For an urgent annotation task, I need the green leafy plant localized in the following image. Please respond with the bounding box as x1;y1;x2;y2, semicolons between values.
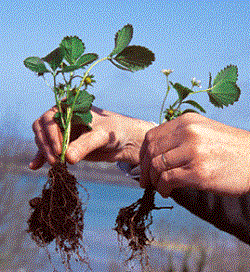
23;24;155;271
24;24;155;163
160;65;240;123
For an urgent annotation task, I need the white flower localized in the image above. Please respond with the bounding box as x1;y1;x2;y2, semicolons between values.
191;77;202;88
161;69;174;76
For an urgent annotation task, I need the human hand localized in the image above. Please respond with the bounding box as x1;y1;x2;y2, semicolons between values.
139;113;250;197
29;106;155;170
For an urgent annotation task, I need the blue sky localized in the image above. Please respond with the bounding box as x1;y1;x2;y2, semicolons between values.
1;0;249;138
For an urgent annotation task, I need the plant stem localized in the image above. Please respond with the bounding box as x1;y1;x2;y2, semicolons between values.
159;77;170;124
60;108;72;163
79;56;111;89
52;75;65;129
190;88;210;95
59;56;111;163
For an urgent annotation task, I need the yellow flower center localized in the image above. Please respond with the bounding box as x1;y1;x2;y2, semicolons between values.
85;77;92;85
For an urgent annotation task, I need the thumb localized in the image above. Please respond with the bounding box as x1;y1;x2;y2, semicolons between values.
29;150;46;170
66;127;109;164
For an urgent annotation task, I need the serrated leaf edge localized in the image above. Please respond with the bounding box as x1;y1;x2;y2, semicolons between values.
23;57;50;73
213;64;238;86
59;36;86;65
114;45;155;71
109;24;133;57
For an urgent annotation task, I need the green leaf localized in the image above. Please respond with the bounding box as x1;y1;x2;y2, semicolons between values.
23;57;50;74
208;65;240;108
114;45;155;71
183;100;206;113
213;65;238;86
182;109;200;115
60;54;99;73
71;90;94;127
60;36;85;65
42;47;65;71
208;81;241;108
66;89;95;112
76;53;98;67
71;111;93;127
109;59;133;72
60;64;79;73
170;82;193;101
109;24;133;57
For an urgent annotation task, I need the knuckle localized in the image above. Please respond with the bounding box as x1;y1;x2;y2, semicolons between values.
178;112;200;123
32;119;40;132
66;154;77;165
53;143;62;155
147;143;155;157
186;123;202;137
47;154;58;166
151;156;162;172
144;129;154;142
66;147;79;165
190;160;212;190
141;142;155;161
175;115;202;137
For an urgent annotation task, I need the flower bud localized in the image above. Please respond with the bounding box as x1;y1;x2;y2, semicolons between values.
191;77;202;88
161;69;174;76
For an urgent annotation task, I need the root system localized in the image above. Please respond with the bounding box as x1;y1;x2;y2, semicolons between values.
114;187;173;264
27;162;90;271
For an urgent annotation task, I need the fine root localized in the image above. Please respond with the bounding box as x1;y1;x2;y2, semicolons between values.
114;187;173;265
27;162;91;271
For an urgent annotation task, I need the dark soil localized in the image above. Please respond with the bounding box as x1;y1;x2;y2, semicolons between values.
114;187;173;264
27;162;90;271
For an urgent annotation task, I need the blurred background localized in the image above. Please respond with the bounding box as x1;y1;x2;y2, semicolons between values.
1;0;250;271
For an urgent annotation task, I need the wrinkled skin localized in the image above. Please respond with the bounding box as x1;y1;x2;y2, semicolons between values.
139;113;250;197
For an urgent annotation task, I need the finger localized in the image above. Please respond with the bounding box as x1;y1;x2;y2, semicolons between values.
155;168;187;198
142;145;192;189
32;109;62;165
29;150;46;170
39;108;63;156
139;120;181;189
143;119;183;157
66;126;110;164
33;122;58;165
84;149;121;162
154;145;192;172
139;135;150;187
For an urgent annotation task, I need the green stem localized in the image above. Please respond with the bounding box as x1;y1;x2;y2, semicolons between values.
53;75;65;129
61;108;71;163
79;56;111;89
60;56;111;163
159;77;170;124
190;88;210;96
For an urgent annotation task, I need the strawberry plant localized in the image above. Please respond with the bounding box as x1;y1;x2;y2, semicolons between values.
24;24;155;271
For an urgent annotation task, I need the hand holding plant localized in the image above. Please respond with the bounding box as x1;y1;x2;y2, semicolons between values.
114;64;241;265
24;24;155;271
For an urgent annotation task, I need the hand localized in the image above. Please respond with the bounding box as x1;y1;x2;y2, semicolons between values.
29;106;155;170
139;113;250;197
